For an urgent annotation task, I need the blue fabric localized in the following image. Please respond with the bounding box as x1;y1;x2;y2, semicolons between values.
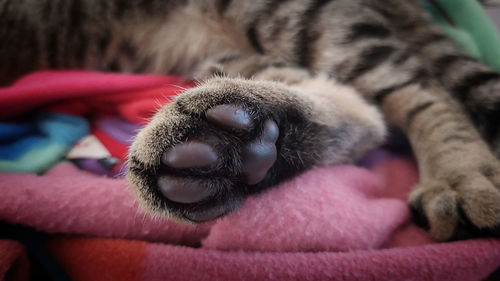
0;112;89;172
0;135;47;160
0;123;34;142
36;113;90;144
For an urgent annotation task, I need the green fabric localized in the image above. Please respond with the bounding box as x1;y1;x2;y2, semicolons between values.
439;23;482;58
0;143;67;174
430;0;500;70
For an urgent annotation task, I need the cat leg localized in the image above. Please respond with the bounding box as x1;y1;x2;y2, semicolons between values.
370;0;500;158
383;81;500;240
329;35;500;240
408;26;500;157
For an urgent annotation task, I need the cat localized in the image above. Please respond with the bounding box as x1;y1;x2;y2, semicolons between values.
1;0;499;241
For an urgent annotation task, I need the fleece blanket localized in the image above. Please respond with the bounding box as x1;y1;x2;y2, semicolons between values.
0;71;499;281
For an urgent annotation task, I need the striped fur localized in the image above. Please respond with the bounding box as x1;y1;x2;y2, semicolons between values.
2;0;500;240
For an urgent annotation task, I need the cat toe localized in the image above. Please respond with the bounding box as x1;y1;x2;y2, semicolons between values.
206;104;252;130
157;176;211;204
162;141;218;169
242;120;279;185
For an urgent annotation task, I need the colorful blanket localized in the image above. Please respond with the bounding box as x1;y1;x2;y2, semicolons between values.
0;71;499;281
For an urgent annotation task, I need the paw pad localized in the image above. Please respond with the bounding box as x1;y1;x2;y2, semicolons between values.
242;120;279;185
157;176;211;204
206;104;251;130
162;141;218;169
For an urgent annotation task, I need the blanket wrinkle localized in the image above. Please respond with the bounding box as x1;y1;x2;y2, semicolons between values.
0;163;213;246
202;166;410;252
0;71;188;120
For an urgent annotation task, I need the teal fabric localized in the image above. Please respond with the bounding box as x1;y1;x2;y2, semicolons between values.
427;0;500;70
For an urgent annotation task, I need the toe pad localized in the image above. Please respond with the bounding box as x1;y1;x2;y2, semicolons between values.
206;105;251;130
162;141;218;169
242;120;279;185
157;176;211;204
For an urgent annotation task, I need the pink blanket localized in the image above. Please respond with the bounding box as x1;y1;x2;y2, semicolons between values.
0;71;499;281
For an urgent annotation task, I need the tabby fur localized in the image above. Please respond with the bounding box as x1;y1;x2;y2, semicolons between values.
1;0;500;240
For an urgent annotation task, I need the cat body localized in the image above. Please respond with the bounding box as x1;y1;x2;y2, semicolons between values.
2;0;500;240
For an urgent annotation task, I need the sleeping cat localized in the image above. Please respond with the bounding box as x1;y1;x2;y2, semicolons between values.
1;0;499;241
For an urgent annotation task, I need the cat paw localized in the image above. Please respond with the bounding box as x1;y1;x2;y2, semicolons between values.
409;163;500;240
126;78;315;222
127;77;385;223
156;108;278;222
